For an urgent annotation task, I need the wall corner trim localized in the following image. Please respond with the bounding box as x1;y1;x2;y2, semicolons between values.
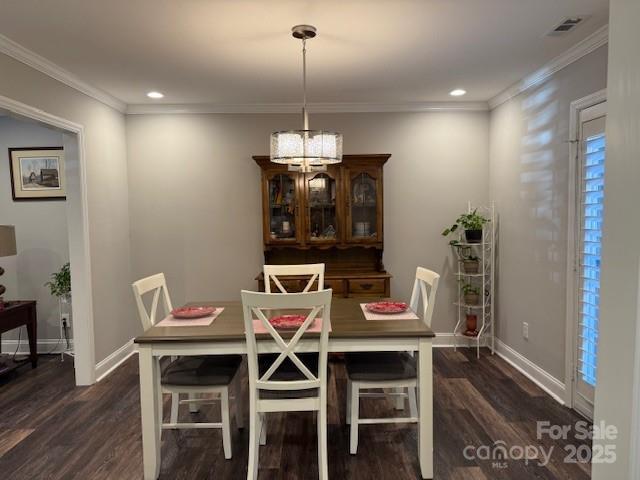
95;338;136;382
488;24;609;110
495;339;566;405
0;33;126;113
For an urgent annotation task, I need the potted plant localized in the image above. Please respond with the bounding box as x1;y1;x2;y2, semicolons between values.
45;263;72;354
45;262;71;302
461;254;480;274
442;209;489;244
465;313;478;336
460;283;480;305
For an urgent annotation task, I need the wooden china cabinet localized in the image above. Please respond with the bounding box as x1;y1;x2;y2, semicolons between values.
253;154;392;297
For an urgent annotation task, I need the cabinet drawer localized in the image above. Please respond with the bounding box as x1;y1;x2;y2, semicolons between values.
324;279;344;295
348;278;386;295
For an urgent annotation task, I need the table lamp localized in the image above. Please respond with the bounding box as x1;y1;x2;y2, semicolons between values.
0;225;17;309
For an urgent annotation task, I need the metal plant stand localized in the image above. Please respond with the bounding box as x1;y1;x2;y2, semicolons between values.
452;202;496;358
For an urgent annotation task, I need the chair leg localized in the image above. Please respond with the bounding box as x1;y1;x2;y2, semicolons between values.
259;413;267;446
170;393;179;424
235;375;244;429
318;405;328;480
247;404;260;480
393;387;405;410
409;386;418;418
188;392;200;414
346;380;352;425
349;383;359;454
221;388;232;459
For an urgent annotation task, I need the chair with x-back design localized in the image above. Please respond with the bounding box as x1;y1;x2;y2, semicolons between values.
132;273;243;459
344;267;440;454
263;263;325;293
241;289;332;480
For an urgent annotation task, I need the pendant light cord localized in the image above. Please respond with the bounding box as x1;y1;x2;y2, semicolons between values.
302;37;308;130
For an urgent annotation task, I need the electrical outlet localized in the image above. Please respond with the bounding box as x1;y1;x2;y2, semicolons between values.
523;322;529;340
61;313;70;325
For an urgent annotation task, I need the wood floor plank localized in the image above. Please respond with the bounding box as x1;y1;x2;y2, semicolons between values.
0;429;34;457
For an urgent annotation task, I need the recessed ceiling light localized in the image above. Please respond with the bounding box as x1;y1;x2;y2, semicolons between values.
147;91;164;99
449;89;466;97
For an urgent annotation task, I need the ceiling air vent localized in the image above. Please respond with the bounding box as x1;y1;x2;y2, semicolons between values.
547;16;589;36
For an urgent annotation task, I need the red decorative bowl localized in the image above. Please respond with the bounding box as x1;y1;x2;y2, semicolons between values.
269;314;308;330
171;306;216;319
365;301;409;314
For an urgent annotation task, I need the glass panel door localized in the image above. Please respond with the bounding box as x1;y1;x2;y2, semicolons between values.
349;171;378;241
573;101;606;419
267;173;297;242
306;172;338;242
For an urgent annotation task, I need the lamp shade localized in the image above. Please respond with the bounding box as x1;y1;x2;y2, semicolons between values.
0;225;17;257
270;129;343;167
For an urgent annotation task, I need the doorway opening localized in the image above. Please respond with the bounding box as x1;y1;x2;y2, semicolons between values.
0;94;95;386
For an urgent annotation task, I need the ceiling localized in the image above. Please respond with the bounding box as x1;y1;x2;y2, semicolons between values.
0;0;609;107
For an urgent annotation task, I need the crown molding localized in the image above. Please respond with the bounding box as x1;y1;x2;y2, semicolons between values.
126;101;489;115
488;24;609;110
0;33;126;113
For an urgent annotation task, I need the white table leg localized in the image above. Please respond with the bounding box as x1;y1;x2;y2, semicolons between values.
139;346;161;480
418;338;433;479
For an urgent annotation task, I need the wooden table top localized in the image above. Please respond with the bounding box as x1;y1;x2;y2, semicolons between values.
135;297;434;344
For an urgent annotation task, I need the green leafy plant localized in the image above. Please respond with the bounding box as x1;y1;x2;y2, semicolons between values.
459;282;480;295
442;209;489;239
45;263;71;298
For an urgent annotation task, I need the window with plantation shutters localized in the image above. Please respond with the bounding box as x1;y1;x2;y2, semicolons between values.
572;100;606;418
578;131;605;387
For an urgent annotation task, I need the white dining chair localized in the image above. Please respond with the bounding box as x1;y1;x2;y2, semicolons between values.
263;263;325;293
344;267;439;454
241;289;332;480
132;273;243;459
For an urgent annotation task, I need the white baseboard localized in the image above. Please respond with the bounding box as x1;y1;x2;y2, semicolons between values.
1;338;72;355
494;339;566;405
94;339;136;382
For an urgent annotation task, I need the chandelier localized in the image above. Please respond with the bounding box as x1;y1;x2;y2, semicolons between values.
270;25;343;172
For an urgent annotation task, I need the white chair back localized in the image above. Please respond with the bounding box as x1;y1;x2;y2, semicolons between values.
409;267;440;328
241;289;332;395
263;263;325;293
132;273;173;331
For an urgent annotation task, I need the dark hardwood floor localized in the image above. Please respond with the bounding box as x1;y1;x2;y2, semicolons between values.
0;348;591;479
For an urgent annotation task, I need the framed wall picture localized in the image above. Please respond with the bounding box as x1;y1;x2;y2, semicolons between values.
9;147;66;201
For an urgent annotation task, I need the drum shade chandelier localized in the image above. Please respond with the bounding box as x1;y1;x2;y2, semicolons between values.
270;25;343;172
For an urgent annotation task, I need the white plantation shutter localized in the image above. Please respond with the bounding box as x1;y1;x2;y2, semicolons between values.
578;128;606;389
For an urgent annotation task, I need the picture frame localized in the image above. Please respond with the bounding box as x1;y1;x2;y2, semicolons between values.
8;147;66;201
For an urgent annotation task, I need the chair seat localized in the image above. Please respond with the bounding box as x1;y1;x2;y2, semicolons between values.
345;352;417;382
257;353;322;399
162;355;242;387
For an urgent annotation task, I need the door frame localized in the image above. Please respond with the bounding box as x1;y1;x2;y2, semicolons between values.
0;93;96;385
564;89;607;412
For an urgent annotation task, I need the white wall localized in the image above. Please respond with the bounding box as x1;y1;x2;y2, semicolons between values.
0;116;68;343
126;111;489;334
0;52;133;366
592;1;640;478
489;45;608;381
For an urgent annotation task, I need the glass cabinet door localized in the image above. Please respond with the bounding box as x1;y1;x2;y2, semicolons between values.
306;172;338;243
347;169;380;242
267;172;298;242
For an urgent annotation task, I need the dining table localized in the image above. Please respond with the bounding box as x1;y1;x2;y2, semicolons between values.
134;296;435;479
